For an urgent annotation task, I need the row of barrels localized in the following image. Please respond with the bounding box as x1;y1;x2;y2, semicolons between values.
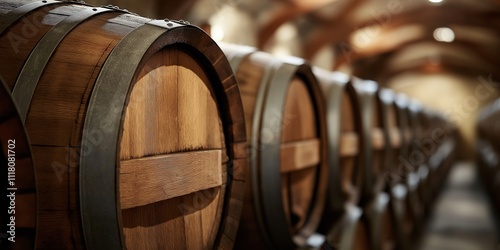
477;100;500;214
223;45;458;250
0;1;458;249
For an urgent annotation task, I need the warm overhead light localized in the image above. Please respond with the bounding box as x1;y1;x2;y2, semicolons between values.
350;24;381;49
433;27;455;42
428;0;443;3
211;26;225;41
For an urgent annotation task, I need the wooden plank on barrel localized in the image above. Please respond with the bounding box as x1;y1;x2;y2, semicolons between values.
390;128;401;148
340;131;359;157
280;138;320;173
120;150;223;209
372;128;385;150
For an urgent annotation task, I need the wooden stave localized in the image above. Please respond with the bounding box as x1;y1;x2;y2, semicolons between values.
0;78;37;250
0;1;248;249
223;46;329;249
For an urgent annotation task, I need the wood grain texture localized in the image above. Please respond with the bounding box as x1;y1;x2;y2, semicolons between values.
120;150;223;209
280;138;320;173
0;3;84;89
22;12;142;249
119;48;227;249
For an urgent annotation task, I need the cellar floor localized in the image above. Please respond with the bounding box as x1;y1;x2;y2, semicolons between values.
417;162;499;250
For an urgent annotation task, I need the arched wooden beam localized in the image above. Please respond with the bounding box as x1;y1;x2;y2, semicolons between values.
303;2;500;60
257;0;365;49
348;40;499;81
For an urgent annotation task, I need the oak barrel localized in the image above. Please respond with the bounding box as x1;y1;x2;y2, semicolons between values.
0;1;248;249
428;111;455;198
222;44;328;249
394;94;423;240
0;78;36;250
313;68;369;250
407;100;429;225
477;100;500;211
351;79;394;250
378;89;410;250
418;108;439;209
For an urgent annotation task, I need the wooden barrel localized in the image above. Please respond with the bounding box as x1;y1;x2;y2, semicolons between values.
407;102;432;216
0;1;248;249
477;101;500;211
476;102;499;197
0;79;36;250
222;44;328;249
420;108;441;208
435;114;458;189
394;94;422;241
378;88;410;250
313;69;367;250
350;79;393;250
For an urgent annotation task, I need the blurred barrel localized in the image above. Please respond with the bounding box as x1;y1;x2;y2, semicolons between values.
222;44;328;249
394;94;422;241
351;79;393;250
378;88;410;250
0;79;36;250
433;113;457;191
419;108;442;209
0;1;247;249
477;100;500;211
314;69;367;250
408;101;432;218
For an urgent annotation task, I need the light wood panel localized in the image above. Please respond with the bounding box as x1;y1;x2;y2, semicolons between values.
280;138;320;173
390;127;401;148
341;132;359;157
120;150;223;209
119;48;226;249
372;128;385;150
